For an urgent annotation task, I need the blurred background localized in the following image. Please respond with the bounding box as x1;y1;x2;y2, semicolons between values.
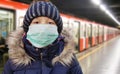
0;0;120;74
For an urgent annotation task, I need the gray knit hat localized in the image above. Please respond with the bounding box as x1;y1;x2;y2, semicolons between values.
23;1;63;34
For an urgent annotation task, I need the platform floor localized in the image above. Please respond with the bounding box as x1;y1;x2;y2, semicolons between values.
78;36;120;74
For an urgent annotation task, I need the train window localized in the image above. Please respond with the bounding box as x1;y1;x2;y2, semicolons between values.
63;21;69;28
80;22;86;38
85;23;91;38
92;25;96;37
101;26;103;35
18;16;24;27
0;9;15;45
85;24;87;38
80;23;82;37
62;17;69;28
94;26;96;36
99;25;102;36
69;19;74;28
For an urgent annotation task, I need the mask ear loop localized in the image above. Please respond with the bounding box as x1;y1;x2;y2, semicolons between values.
22;33;26;38
22;33;33;46
58;35;65;41
22;32;38;51
51;35;65;45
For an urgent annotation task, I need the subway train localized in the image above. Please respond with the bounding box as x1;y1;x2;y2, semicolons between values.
61;14;120;51
0;0;120;52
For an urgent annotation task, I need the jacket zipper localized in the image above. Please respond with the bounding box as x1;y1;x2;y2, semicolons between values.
40;52;43;60
37;48;43;74
40;51;43;74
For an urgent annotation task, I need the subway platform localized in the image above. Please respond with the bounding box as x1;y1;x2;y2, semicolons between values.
77;36;120;74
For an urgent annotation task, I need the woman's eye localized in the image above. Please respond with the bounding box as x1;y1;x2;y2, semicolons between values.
48;22;55;24
33;22;39;24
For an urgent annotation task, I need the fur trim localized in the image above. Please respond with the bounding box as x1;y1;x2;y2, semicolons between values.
52;28;75;66
7;27;75;66
6;27;34;66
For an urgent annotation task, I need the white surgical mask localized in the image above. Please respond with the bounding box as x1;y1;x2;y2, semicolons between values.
26;24;58;48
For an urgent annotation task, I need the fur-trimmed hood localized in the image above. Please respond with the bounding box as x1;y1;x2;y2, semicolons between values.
6;27;75;66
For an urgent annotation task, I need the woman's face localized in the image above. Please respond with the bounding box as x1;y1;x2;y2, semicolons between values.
30;16;56;25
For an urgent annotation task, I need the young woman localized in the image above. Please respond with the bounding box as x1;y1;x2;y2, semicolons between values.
3;1;83;74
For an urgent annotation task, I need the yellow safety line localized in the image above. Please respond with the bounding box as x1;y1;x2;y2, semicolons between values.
78;45;103;61
78;36;119;61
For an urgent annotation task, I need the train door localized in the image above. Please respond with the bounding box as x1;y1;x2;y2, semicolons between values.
97;25;99;43
85;23;91;49
0;8;15;45
89;24;92;47
91;24;96;46
80;21;86;51
95;25;98;45
103;26;107;42
85;23;87;49
73;21;80;51
98;25;101;43
106;27;108;41
68;19;80;51
100;25;102;43
101;26;104;42
107;28;110;40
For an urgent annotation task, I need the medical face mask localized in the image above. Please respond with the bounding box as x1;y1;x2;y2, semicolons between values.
26;24;59;48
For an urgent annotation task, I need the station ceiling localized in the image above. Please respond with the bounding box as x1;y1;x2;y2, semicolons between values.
13;0;120;28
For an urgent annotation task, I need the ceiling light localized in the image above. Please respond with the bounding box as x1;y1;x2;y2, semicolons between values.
92;0;120;25
106;10;120;25
91;0;101;5
100;4;120;25
100;4;106;11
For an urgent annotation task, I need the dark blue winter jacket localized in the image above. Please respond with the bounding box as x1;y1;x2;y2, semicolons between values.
2;27;83;74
